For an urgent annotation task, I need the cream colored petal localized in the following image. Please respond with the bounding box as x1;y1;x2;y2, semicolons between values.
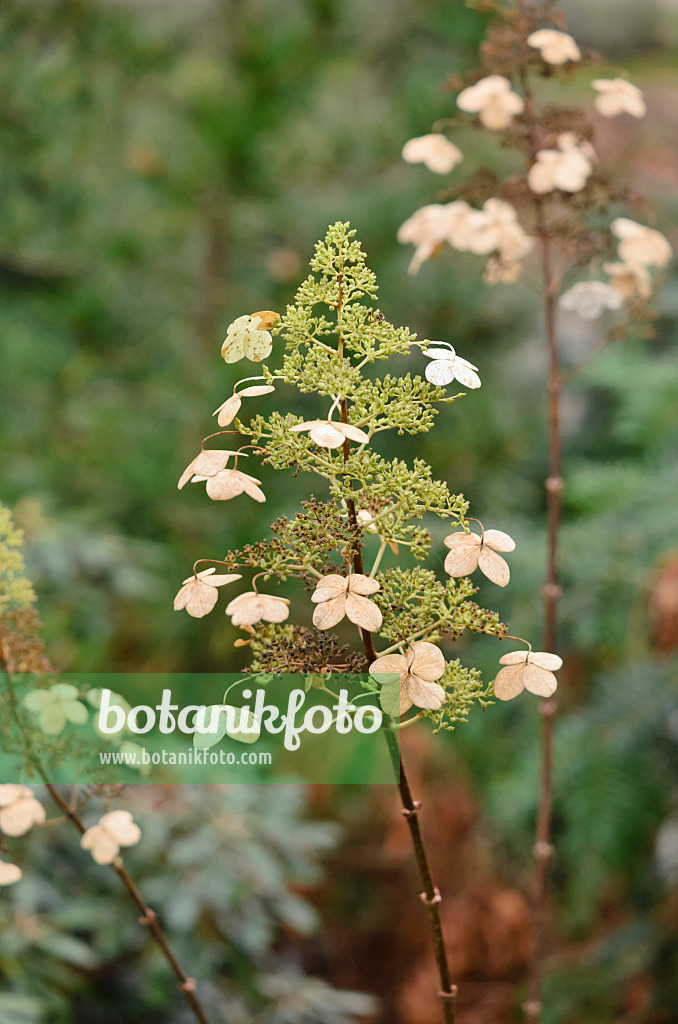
312;595;347;630
177;458;198;490
406;674;446;710
347;573;380;596
82;826;120;865
0;860;22;886
240;474;266;503
0;797;45;837
243;329;273;362
451;359;481;389
215;394;241;427
443;534;481;577
184;581;219;618
203;573;242;588
206;471;244;501
221;332;246;364
425;360;455;386
410;641;445;682
238;384;275;397
259;595;291;623
0;785;24;807
289;420;322;433
523;664;558;697
23;690;52;712
482;529;516;552
528;652;563;672
39;705;67;735
338;423;370;444
311;575;348;602
226;593;262;626
101;810;141;847
344;593;383;631
499;650;529;665
369;654;407;681
192;450;233;478
64;700;88;725
478;546;510;587
309;422;346;448
493;664;526;701
399;682;414;715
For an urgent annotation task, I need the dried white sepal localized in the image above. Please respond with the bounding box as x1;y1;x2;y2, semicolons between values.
0;785;46;837
424;342;481;389
174;568;242;618
443;527;515;587
528;133;593;195
311;573;382;632
226;591;290;627
370;641;446;716
592;78;646;118
611;219;672;269
81;810;141;865
289;419;369;450
0;859;22;886
527;29;581;65
493;650;562;701
457;75;524;130
559;281;623;320
402;134;463;174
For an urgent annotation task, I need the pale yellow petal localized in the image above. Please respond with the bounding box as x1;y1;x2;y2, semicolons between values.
399;682;414;715
0;860;22;886
238;384;275;397
443;533;481;576
221;332;246;364
309;423;345;448
347;574;380;596
226;593;262;626
338;423;370;444
183;580;220;618
410;641;445;682
311;575;348;602
101;810;141;848
243;329;273;362
499;650;529;665
344;593;382;631
493;664;526;701
259;595;291;623
240;474;266;503
406;674;446;710
215;395;241;427
523;664;558;697
206;471;244;501
482;529;515;552
478;546;510;587
312;595;347;630
369;654;407;681
528;652;563;672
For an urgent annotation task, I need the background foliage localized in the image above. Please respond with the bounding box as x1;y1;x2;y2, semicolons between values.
1;0;677;1021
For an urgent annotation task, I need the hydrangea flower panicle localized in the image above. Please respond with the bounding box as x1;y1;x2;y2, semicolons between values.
443;527;515;587
80;810;142;865
369;642;446;715
424;343;481;389
0;785;46;837
401;133;463;174
492;650;562;701
174;568;242;618
311;573;382;631
457;75;524;130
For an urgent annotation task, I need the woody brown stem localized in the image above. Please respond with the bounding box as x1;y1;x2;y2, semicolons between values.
383;729;457;1024
0;660;212;1024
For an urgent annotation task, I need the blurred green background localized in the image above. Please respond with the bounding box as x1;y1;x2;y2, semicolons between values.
1;0;677;1022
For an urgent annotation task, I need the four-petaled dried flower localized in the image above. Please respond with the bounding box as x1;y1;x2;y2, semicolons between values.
226;591;290;627
457;75;524;130
81;810;142;865
23;683;88;735
290;417;369;450
528;133;594;194
397;204;453;274
204;468;266;503
604;261;652;300
466;199;534;260
527;29;581;65
611;218;672;269
402;134;463;174
214;383;275;427
424;342;481;389
559;281;623;320
443;527;515;587
0;859;22;886
492;650;562;701
0;785;45;837
370;642;446;714
178;449;235;490
221;311;279;365
592;78;646;119
174;568;242;618
311;573;382;631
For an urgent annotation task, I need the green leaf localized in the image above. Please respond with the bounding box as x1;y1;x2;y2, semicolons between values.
379;679;402;717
